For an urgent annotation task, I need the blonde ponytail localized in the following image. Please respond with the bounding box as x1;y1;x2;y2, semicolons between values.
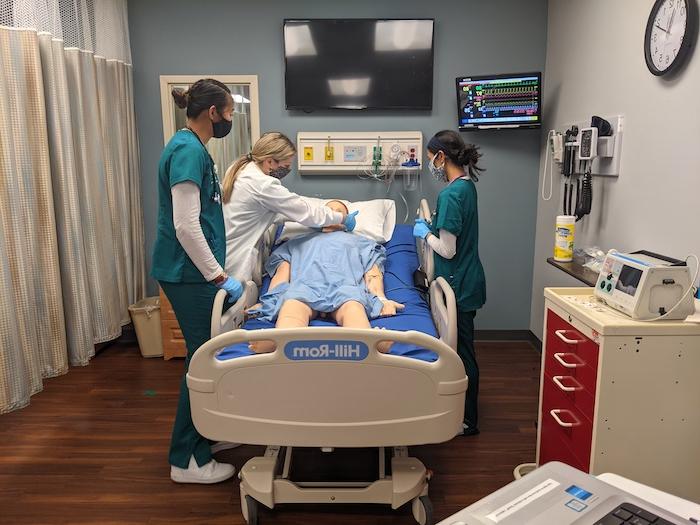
222;155;252;203
222;131;296;203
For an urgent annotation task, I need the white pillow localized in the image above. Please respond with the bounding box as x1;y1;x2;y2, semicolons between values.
278;198;396;243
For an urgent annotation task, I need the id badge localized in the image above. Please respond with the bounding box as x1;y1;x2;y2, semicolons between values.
211;165;221;204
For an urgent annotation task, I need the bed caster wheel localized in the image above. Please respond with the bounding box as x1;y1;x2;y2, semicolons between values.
412;495;434;525
243;495;259;525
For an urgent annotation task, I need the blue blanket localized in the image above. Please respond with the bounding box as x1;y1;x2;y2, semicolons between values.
216;225;439;362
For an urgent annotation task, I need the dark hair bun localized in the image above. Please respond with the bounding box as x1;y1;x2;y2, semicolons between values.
458;145;482;167
170;79;231;118
457;149;471;166
171;88;188;109
431;130;485;180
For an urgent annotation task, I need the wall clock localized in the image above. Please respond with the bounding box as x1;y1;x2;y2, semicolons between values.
644;0;698;76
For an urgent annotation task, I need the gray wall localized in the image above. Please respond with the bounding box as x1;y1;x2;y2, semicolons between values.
128;0;548;329
530;0;700;338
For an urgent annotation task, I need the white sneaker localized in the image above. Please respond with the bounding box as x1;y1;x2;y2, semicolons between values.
211;441;242;454
458;423;480;436
170;456;235;484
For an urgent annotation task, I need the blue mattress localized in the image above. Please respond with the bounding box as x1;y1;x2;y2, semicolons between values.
216;224;438;362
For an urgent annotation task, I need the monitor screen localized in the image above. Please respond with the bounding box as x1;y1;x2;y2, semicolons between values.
284;19;434;110
616;265;643;296
456;72;542;130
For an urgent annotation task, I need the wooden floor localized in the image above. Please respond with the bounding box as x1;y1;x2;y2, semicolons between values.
0;339;541;525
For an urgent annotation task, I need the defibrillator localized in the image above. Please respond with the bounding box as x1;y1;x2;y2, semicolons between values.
594;250;696;321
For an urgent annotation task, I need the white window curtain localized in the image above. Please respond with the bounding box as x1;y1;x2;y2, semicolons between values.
0;0;145;413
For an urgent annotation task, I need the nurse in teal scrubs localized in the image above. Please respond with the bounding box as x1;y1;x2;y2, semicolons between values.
413;130;487;436
152;79;242;484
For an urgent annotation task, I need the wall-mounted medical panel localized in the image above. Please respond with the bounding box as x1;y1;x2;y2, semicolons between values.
564;114;624;177
297;131;423;175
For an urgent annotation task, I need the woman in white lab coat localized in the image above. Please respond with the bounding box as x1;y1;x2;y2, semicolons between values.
221;132;357;282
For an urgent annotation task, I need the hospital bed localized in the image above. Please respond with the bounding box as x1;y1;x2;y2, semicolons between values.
187;200;464;525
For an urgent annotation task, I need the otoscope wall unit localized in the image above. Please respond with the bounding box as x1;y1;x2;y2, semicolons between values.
563;114;624;178
297;131;423;176
542;114;624;221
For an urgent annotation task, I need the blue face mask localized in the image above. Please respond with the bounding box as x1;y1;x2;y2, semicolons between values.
428;153;447;182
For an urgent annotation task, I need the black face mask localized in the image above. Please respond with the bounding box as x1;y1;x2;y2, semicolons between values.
212;111;232;139
269;166;291;179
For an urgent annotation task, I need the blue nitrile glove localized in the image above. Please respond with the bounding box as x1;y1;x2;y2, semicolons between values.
217;276;244;304
343;210;359;231
413;219;431;239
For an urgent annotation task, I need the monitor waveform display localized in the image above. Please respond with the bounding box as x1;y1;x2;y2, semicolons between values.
456;73;541;130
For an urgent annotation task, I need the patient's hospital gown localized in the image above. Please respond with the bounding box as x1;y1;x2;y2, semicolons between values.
251;231;386;322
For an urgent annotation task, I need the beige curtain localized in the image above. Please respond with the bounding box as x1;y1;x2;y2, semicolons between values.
0;0;144;414
0;28;69;410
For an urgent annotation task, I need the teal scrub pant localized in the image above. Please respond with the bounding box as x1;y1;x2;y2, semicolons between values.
457;310;478;430
159;281;219;469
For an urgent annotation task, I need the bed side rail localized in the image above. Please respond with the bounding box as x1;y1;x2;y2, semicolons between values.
417;198;434;282
430;277;458;351
251;224;277;287
210;283;259;338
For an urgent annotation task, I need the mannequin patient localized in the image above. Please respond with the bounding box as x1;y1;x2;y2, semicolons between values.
247;200;403;353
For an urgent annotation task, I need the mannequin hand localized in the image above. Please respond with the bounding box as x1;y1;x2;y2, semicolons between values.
379;299;405;316
413;219;431;239
245;303;262;314
217;276;244;304
321;223;346;233
343;211;359;231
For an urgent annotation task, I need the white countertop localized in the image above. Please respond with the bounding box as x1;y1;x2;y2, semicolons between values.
544;288;700;336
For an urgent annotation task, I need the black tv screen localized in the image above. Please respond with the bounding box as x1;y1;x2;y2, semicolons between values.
456;72;542;130
284;19;434;110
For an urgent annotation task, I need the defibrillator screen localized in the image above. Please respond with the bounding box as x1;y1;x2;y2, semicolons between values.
616;265;642;296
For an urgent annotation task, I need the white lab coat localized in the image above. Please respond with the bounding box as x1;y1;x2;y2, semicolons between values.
223;162;342;282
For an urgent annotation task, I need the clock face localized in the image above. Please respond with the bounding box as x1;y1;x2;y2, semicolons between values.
649;0;688;71
645;0;698;75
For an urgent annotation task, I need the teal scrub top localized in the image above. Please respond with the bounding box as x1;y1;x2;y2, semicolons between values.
431;177;486;312
151;129;225;283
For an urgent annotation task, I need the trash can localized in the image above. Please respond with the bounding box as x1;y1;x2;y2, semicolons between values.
128;297;163;358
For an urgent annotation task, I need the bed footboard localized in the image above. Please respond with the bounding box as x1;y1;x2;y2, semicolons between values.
187;326;467;448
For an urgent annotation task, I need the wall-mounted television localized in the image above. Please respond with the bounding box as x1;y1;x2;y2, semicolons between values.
456;72;542;130
284;19;434;110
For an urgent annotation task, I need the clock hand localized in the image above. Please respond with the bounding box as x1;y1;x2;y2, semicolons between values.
655;23;669;33
667;3;678;33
